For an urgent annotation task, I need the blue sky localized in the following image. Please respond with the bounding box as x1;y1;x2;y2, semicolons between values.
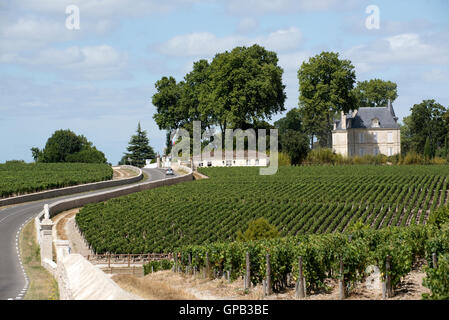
1;0;449;164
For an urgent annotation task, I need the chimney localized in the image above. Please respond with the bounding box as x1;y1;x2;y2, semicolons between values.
341;111;347;130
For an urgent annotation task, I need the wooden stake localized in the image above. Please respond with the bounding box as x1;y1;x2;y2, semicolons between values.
246;252;251;290
383;255;392;299
205;252;210;279
432;252;438;269
266;254;271;296
296;256;305;299
339;257;346;299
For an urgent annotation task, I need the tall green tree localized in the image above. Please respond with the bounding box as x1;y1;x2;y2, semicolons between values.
400;116;413;155
32;129;107;163
124;122;155;168
353;79;398;108
152;45;286;151
30;147;42;162
206;44;286;135
40;129;83;162
274;108;303;133
152;76;185;131
424;137;432;159
274;108;310;164
408;100;447;154
280;129;310;165
298;51;356;148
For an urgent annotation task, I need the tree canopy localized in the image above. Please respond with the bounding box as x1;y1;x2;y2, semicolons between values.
353;79;398;108
32;129;107;164
298;51;356;148
123;122;155;168
152;44;286;150
407;100;448;156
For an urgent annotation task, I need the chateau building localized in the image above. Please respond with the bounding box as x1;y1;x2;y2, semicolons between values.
332;101;401;157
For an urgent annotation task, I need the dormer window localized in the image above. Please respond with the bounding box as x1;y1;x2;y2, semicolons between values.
372;118;380;128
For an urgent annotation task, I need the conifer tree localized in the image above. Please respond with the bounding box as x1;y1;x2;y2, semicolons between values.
124;122;155;168
424;136;432;159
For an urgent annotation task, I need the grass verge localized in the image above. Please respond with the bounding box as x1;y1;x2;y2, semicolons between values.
20;219;59;300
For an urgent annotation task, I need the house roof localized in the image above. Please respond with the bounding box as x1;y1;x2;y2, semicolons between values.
334;102;400;130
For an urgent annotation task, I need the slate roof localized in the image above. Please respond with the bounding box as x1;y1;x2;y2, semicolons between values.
334;102;400;130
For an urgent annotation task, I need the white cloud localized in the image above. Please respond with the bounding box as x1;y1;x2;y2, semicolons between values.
225;0;359;15
157;27;303;57
236;17;259;34
14;0;200;17
345;33;449;73
3;44;128;80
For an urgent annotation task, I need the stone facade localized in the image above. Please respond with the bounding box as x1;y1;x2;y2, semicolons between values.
332;102;401;157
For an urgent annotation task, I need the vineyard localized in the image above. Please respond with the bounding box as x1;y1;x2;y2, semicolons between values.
76;165;449;254
0;162;113;198
175;222;449;298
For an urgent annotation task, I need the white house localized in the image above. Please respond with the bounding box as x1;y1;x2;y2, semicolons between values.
193;150;269;168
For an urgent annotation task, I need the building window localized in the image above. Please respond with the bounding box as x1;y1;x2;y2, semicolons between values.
388;132;393;143
374;148;378;156
388;148;393;156
373;132;378;143
359;133;364;143
372;118;380;128
359;148;364;156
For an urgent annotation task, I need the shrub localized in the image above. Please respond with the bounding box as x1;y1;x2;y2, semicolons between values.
305;148;339;165
431;157;447;165
236;218;280;242
277;152;292;166
403;151;426;165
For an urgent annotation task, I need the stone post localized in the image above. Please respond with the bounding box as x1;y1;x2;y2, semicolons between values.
39;218;54;264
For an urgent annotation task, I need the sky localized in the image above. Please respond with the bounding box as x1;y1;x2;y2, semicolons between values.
1;0;449;164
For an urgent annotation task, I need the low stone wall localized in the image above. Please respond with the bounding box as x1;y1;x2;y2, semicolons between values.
54;240;136;300
0;165;143;207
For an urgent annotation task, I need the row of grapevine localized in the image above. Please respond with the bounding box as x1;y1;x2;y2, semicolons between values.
76;165;449;254
175;224;445;295
0;162;113;198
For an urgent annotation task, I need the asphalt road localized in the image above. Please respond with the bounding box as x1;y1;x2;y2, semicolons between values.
0;168;173;300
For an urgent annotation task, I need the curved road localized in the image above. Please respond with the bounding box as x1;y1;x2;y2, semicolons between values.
0;168;172;300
